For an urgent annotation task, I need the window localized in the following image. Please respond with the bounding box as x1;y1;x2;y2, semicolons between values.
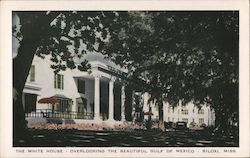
76;97;87;114
57;99;70;112
198;109;204;114
168;107;170;113
199;118;204;124
181;109;188;115
29;65;35;82
77;79;85;94
168;117;170;121
182;118;188;123
54;74;64;89
172;118;174;122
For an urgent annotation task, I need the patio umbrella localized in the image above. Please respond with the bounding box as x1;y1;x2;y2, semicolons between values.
38;97;59;113
38;97;59;104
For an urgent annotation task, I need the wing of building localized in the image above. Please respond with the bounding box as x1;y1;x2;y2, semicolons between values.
23;52;215;129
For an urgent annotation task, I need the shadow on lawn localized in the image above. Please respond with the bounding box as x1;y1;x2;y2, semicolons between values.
14;128;239;147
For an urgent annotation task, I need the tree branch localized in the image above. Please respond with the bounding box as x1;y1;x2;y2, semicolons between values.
12;35;21;42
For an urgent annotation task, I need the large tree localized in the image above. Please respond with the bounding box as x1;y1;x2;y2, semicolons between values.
101;11;239;130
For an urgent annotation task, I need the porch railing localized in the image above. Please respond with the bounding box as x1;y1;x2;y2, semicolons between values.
25;109;94;120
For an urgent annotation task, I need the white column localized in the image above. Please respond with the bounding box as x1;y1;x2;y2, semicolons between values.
108;77;115;121
72;101;77;113
94;74;101;121
121;84;126;121
131;90;136;122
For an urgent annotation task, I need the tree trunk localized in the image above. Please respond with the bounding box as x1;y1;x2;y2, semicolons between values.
155;97;164;130
13;12;59;143
13;37;39;143
158;101;163;122
214;106;230;135
157;96;164;122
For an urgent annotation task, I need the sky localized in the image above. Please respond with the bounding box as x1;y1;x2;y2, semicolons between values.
12;12;20;58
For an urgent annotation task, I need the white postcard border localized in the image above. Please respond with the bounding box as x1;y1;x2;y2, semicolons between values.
0;0;249;157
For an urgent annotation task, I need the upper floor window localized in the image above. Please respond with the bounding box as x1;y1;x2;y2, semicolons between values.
199;118;204;124
198;109;204;114
29;65;35;82
77;79;85;94
168;107;171;113
54;74;64;89
182;118;188;123
181;109;188;115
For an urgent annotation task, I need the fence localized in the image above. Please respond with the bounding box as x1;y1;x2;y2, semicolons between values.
25;109;94;120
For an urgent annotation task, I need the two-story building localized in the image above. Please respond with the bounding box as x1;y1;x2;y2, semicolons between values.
23;52;215;128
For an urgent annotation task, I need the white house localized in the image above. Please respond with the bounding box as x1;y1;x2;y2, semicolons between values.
163;101;215;128
23;52;215;128
24;53;132;123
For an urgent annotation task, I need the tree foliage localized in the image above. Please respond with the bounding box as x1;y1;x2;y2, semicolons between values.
100;11;239;125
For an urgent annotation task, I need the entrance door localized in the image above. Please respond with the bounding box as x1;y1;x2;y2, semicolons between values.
24;93;37;113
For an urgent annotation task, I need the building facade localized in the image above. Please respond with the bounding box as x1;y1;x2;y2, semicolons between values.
163;102;215;128
23;53;215;128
